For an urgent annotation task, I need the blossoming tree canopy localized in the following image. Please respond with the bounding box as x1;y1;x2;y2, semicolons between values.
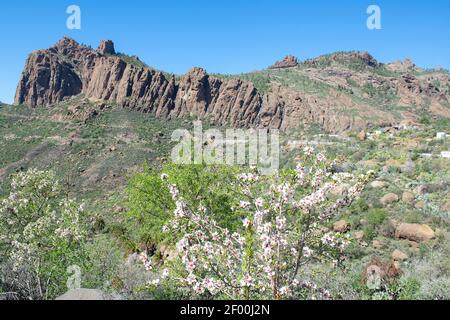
0;169;87;299
140;150;374;300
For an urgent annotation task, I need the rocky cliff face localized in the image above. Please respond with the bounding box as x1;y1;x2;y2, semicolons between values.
14;38;449;133
15;38;265;129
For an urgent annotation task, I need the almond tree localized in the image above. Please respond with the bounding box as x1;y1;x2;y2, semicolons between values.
145;149;373;300
0;169;87;300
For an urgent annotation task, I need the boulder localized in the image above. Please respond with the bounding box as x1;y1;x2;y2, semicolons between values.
372;239;385;249
380;193;399;207
364;265;383;290
357;130;366;141
416;183;443;195
126;252;141;267
395;223;435;242
370;180;387;189
402;191;415;204
333;220;349;233
416;185;429;195
362;257;403;289
392;249;408;262
354;231;364;241
414;201;425;209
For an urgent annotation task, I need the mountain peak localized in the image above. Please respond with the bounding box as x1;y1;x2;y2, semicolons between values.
97;40;116;55
386;58;417;72
268;55;299;69
305;51;379;68
53;37;80;49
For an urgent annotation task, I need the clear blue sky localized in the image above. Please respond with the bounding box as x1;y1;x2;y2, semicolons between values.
1;0;449;103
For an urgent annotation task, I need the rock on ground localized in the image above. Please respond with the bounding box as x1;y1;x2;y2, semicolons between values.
395;223;435;242
402;191;415;204
354;231;364;241
392;249;408;262
370;180;387;189
357;130;366;141
372;239;385;249
268;55;299;69
333;220;349;232
380;193;399;207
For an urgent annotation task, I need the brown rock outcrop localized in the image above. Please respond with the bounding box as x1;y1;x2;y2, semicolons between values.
14;39;264;129
357;130;366;141
14;49;83;106
13;38;406;133
333;220;349;233
392;249;408;262
402;191;415;204
268;55;298;69
372;239;384;249
380;193;399;207
305;51;379;68
395;223;435;243
362;257;402;288
97;40;116;55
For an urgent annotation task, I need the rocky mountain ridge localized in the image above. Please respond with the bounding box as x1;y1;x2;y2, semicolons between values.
14;38;450;133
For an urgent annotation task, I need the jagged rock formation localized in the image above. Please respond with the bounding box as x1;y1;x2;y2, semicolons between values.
386;58;416;73
14;38;450;133
268;55;299;69
15;38;265;129
97;40;116;55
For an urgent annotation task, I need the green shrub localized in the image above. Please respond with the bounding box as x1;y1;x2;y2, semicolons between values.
82;234;124;291
350;198;369;214
125;163;240;247
367;208;388;226
395;277;420;300
362;225;377;241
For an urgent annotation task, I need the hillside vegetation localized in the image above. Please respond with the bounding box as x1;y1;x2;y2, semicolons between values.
0;97;449;300
1;41;449;300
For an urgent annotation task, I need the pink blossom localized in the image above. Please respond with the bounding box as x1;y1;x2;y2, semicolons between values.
242;218;251;229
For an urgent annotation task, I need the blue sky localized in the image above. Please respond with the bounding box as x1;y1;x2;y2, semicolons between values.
0;0;449;103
